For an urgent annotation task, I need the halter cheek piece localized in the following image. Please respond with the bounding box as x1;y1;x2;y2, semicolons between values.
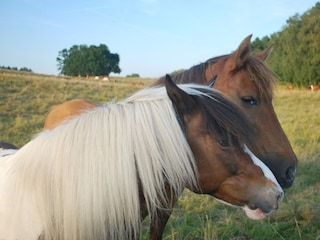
208;75;217;87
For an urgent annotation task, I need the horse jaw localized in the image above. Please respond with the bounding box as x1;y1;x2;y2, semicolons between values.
211;197;268;220
212;146;284;220
212;195;272;220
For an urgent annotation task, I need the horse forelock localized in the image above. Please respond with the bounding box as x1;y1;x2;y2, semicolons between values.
4;87;200;240
183;86;256;149
206;54;277;100
245;56;277;100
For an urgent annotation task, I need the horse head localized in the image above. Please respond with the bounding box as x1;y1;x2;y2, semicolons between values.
165;75;283;220
204;35;297;189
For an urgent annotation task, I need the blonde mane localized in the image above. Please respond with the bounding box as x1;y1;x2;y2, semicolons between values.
4;86;202;239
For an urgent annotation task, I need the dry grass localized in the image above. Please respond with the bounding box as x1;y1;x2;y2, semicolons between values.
0;69;154;146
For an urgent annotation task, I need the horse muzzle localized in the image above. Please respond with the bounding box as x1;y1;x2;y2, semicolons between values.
244;186;284;220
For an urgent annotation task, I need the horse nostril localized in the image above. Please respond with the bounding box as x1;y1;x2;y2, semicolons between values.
277;191;284;203
285;167;296;182
272;190;284;210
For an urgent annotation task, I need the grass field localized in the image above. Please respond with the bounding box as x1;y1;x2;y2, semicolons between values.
1;69;319;239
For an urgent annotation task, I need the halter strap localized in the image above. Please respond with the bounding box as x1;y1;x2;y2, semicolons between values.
208;75;217;87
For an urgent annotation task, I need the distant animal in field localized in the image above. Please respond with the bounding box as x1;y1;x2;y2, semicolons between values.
93;76;109;81
287;84;295;90
306;84;320;91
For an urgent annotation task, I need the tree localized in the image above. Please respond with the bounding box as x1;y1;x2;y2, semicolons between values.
0;66;32;72
19;67;33;72
57;44;121;77
251;2;320;87
126;73;140;78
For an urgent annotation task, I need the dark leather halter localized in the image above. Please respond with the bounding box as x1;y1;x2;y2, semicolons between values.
208;75;217;87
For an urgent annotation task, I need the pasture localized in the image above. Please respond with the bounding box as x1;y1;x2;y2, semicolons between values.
0;69;319;239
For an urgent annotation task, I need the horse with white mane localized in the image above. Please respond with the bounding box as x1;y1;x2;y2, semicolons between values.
0;76;283;239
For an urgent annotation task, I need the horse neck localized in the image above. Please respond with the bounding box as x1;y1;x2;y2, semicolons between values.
4;95;198;240
153;63;207;86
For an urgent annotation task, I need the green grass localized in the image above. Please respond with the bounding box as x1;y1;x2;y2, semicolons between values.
1;70;319;239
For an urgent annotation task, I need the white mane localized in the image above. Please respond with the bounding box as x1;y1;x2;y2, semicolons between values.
1;85;207;239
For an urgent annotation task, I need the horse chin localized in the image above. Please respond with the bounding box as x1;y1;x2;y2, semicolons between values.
243;206;270;220
213;197;272;220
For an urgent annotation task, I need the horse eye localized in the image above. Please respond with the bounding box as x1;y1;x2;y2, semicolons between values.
219;140;229;148
241;96;258;106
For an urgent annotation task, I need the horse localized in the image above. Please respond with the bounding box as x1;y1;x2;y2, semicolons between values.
287;84;295;90
44;35;297;191
154;35;297;190
306;84;320;91
0;76;283;240
44;99;101;130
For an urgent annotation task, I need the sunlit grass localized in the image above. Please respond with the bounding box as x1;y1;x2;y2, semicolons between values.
0;69;154;146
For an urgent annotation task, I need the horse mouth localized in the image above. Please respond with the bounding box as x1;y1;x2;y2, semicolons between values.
243;205;272;220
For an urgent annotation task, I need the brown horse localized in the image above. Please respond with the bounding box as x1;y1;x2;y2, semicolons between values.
0;76;282;239
306;84;320;91
155;35;297;190
44;99;101;130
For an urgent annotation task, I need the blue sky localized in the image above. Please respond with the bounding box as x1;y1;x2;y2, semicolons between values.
0;0;318;77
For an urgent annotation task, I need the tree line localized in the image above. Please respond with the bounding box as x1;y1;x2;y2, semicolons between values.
251;2;320;87
0;66;33;72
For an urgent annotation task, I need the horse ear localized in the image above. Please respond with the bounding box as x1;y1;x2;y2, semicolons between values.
255;44;273;61
165;74;196;115
228;34;252;71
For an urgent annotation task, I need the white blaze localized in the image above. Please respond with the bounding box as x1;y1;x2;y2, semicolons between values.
243;145;282;191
